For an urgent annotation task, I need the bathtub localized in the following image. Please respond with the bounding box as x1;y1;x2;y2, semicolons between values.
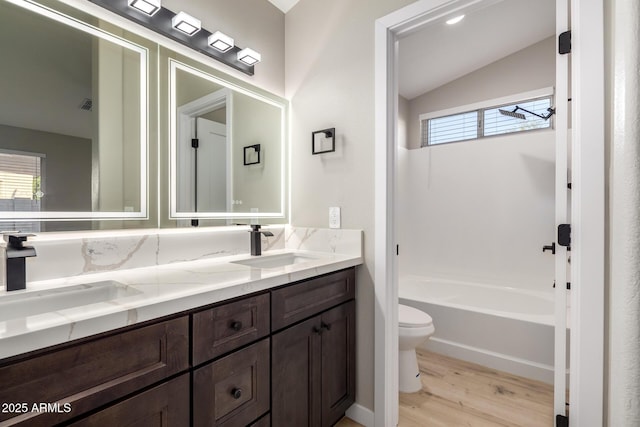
399;275;559;384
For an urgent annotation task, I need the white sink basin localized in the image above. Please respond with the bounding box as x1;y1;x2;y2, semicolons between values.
232;252;322;269
0;280;141;322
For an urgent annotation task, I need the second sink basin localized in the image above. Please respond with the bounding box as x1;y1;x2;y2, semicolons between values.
0;280;141;322
232;252;322;269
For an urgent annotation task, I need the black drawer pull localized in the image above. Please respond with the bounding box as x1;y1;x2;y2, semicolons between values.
312;326;323;335
231;388;242;399
230;321;243;331
321;322;331;331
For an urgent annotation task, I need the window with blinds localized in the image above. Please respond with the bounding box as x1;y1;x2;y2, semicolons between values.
424;111;478;145
422;95;553;146
0;151;43;213
483;98;552;137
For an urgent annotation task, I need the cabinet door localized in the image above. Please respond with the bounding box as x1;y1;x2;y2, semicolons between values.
272;316;322;427
321;301;356;427
193;338;270;427
69;374;189;426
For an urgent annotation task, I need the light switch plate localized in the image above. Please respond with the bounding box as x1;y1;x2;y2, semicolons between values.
329;207;341;229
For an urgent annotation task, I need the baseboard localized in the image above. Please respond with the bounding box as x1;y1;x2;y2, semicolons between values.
424;337;555;384
346;403;374;427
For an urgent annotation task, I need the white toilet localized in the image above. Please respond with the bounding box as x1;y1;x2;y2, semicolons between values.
398;304;435;393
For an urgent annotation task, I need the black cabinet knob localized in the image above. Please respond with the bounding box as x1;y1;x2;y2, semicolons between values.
231;388;242;399
230;321;243;331
312;326;322;335
321;322;331;331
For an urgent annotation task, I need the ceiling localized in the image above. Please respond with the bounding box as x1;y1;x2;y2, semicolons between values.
398;0;555;100
268;0;300;13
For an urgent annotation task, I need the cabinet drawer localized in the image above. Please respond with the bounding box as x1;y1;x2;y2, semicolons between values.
0;317;189;427
271;268;355;331
193;292;270;365
69;374;190;426
193;338;270;427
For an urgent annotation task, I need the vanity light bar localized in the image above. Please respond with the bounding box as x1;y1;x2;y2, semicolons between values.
237;47;261;65
208;31;234;52
127;0;161;16
87;0;258;76
172;11;201;36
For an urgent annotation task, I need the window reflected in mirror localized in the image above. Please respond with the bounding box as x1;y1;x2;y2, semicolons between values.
0;0;148;225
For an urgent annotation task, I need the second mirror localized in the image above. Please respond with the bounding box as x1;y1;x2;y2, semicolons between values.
169;58;286;220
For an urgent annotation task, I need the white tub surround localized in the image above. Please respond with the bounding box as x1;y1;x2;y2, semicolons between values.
400;276;560;384
0;226;362;360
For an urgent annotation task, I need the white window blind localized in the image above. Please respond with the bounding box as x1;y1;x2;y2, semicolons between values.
421;95;553;146
425;111;478;145
0;151;43;211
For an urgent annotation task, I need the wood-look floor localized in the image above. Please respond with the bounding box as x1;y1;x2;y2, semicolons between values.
335;349;554;427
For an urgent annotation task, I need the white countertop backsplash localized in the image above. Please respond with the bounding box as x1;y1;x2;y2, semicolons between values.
0;226;362;359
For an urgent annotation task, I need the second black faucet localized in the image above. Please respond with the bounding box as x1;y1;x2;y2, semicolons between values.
249;225;273;256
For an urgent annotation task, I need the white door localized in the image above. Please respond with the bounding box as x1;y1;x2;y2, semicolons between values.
195;118;228;212
553;0;570;423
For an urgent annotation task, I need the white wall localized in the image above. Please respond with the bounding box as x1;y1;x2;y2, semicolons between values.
232;92;283;214
608;0;640;425
398;130;555;290
163;0;285;96
407;36;556;149
285;0;416;411
397;35;556;291
0;0;93;139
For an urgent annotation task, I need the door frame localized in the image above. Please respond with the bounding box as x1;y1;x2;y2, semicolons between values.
373;1;605;426
173;88;233;216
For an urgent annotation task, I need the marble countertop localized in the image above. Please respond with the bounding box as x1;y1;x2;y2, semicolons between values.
0;248;362;360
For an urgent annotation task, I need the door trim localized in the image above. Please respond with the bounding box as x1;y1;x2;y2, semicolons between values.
554;0;569;417
374;1;605;426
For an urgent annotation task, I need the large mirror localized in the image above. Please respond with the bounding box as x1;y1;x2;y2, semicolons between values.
169;59;287;221
0;0;288;231
0;0;148;229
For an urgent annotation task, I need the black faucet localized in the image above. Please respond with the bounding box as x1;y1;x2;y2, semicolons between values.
3;233;37;291
249;225;274;256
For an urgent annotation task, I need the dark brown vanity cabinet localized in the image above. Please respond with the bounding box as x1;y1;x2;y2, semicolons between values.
193;338;270;426
0;267;356;427
192;293;270;365
0;317;189;426
68;374;190;427
271;269;356;427
191;293;271;427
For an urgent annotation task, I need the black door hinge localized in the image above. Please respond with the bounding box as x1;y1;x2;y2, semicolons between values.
191;138;199;148
556;414;569;427
558;224;571;248
559;31;571;54
553;282;571;290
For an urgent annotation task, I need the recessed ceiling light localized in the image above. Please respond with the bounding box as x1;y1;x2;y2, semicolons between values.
446;14;465;25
